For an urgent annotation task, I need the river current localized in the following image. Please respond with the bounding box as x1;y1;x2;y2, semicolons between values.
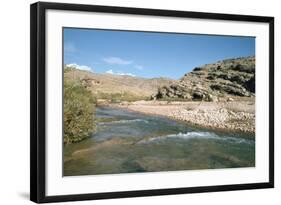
64;106;255;176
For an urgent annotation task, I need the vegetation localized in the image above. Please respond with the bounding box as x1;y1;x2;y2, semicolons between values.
96;92;149;103
64;65;75;73
64;76;96;144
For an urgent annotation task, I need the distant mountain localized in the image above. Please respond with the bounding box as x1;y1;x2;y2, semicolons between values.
152;56;255;101
64;67;176;101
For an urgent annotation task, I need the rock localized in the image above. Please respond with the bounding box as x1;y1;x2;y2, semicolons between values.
244;75;255;93
182;93;192;100
192;91;204;100
193;67;203;71
151;93;157;100
227;97;234;102
207;93;218;102
151;56;255;101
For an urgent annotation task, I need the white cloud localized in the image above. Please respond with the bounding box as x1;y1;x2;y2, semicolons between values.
64;42;76;53
106;69;114;74
135;65;144;70
102;57;133;65
66;63;92;71
105;69;136;77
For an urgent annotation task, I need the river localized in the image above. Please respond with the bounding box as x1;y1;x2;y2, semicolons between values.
64;106;255;176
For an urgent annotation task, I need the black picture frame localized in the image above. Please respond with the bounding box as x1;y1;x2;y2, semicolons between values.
30;1;274;203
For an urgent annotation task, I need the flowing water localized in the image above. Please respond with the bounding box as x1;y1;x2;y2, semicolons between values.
64;106;255;176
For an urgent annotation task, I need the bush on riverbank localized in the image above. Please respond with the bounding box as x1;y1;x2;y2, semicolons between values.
96;92;149;103
64;78;96;144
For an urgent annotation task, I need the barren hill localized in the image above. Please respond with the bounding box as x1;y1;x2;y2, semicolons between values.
64;67;175;101
152;56;255;101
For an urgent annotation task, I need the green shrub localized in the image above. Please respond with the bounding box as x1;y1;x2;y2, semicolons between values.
64;79;96;144
96;92;149;102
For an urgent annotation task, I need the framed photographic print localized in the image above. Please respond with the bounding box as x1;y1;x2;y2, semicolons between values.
30;2;274;203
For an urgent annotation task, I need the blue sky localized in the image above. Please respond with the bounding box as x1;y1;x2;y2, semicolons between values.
64;28;255;79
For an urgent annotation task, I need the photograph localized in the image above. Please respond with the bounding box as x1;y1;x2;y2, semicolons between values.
28;1;274;203
63;28;256;176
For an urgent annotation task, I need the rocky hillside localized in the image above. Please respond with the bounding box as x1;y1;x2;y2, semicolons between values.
64;66;175;101
152;56;255;102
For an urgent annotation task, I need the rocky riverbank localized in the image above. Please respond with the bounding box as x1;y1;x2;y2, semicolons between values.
111;99;255;133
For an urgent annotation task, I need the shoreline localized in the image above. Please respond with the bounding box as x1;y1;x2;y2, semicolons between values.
106;100;255;133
